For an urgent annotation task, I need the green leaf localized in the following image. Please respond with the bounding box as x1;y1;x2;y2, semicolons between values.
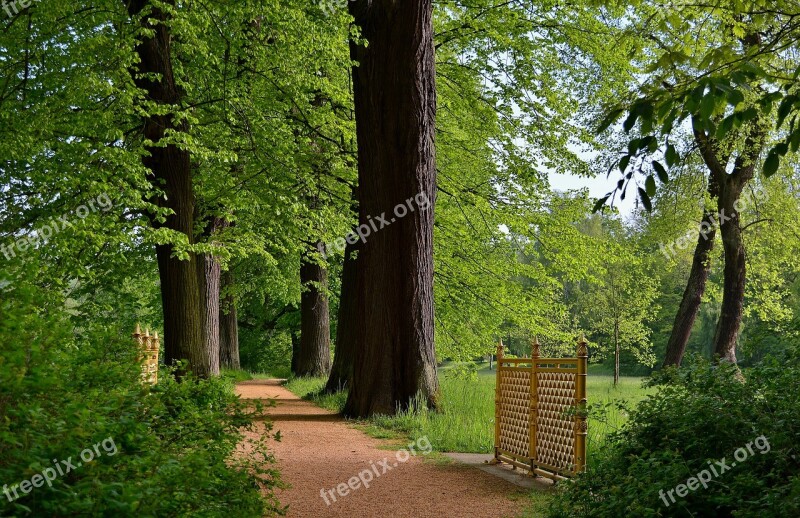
623;111;639;133
700;93;715;119
597;108;623;134
593;195;609;213
628;138;642;156
657;99;674;119
763;151;780;177
727;89;744;108
619;154;631;173
790;130;800;153
777;95;797;128
638;187;652;212
653;161;669;184
645;175;656;197
716;114;736;140
740;61;767;78
739;107;759;122
665;144;679;167
642;135;658;153
731;71;749;86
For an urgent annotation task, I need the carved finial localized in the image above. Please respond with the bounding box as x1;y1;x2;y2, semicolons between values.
153;330;159;342
496;339;504;359
145;328;151;338
531;336;540;359
133;323;142;337
577;334;588;357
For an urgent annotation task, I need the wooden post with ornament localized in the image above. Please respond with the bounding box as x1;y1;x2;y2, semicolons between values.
574;334;588;473
134;324;160;385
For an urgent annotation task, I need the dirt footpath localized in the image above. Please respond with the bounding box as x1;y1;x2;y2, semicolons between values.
236;379;530;518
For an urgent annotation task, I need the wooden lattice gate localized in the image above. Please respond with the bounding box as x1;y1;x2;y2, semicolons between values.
492;336;588;480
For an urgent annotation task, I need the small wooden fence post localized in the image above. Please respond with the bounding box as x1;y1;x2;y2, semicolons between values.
575;334;588;473
529;336;540;472
134;324;160;385
493;339;504;461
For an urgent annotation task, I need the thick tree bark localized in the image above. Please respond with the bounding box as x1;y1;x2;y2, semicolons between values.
712;185;747;363
296;242;332;377
344;0;439;417
198;250;221;376
197;216;228;377
126;0;211;377
325;238;359;393
684;122;764;364
220;270;240;369
711;141;762;362
663;172;719;367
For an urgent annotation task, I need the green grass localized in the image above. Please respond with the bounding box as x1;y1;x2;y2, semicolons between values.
283;376;348;412
250;366;293;379
221;367;294;382
221;368;254;383
584;373;652;467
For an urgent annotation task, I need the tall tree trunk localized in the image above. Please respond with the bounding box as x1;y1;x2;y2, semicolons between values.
198;250;221;376
197;215;227;377
126;0;211;377
690;121;764;363
712;185;747;363
325;238;359;393
663;174;719;367
220;270;240;369
297;243;332;377
344;0;439;417
711;149;761;362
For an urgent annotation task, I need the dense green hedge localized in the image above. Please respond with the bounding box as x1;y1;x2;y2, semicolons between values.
550;353;800;517
0;281;281;517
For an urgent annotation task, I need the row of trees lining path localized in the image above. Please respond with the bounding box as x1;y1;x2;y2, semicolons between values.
131;0;797;406
132;0;441;418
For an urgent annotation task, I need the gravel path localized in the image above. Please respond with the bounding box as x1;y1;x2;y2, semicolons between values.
236;379;530;518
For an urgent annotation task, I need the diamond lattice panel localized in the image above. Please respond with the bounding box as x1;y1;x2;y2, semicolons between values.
536;371;576;471
498;368;531;458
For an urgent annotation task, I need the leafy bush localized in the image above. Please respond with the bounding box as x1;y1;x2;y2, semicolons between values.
549;354;800;517
0;280;281;517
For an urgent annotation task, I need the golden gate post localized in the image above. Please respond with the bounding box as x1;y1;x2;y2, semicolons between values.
493;339;504;461
574;335;588;473
529;336;540;473
133;324;160;385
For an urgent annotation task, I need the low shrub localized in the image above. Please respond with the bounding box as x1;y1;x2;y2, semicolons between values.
549;353;800;517
0;280;281;517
